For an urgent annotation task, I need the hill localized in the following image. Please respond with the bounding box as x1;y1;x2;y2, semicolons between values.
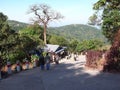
48;24;106;42
8;20;29;31
8;20;106;42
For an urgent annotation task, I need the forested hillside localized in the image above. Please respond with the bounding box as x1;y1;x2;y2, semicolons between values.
48;24;106;42
8;20;106;42
8;20;28;31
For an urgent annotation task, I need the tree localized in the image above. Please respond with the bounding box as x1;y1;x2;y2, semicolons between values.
89;0;120;43
0;12;38;64
49;35;68;46
19;23;44;40
68;39;79;52
28;4;64;44
76;39;103;52
89;0;120;71
0;12;10;64
88;13;101;25
19;23;44;48
104;29;120;71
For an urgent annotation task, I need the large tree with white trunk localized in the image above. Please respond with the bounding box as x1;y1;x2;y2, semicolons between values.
28;4;64;44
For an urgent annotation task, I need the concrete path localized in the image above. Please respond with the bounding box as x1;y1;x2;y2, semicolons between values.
0;55;120;90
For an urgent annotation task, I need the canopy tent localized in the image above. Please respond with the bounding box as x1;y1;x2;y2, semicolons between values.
44;44;59;52
44;44;66;53
55;48;64;54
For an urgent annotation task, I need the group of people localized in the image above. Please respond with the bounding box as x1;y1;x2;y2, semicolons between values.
39;52;60;70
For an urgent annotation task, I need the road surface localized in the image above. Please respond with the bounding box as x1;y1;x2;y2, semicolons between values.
0;55;120;90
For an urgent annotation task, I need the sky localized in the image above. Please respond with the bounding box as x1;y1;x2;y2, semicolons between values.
0;0;98;27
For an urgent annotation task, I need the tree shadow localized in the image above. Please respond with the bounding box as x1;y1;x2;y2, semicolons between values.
40;60;120;90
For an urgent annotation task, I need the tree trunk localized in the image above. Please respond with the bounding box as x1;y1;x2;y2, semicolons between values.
104;29;120;72
43;24;47;45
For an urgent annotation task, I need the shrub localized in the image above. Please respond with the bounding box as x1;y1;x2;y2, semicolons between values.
85;50;102;69
104;30;120;72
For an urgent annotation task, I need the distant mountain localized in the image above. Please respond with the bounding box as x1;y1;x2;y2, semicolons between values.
8;20;29;31
48;24;106;42
8;20;106;42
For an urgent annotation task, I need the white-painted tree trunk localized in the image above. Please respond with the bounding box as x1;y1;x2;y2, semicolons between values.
26;60;29;69
7;61;12;74
33;59;36;68
16;60;20;72
16;65;20;72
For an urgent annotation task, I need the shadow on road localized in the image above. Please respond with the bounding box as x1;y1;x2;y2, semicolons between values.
1;59;120;90
40;60;120;90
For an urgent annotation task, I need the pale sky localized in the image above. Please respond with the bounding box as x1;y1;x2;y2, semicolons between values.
0;0;98;27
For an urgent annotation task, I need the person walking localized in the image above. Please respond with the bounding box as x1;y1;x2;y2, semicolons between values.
45;53;51;70
39;53;45;70
7;60;12;74
74;53;77;61
55;54;59;64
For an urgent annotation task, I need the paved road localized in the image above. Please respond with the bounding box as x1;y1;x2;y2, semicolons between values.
0;55;120;90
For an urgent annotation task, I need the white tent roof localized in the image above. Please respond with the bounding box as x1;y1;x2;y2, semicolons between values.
44;44;59;52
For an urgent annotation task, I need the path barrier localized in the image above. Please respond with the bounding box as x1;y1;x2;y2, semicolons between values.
16;60;20;72
33;59;37;68
7;61;12;74
25;60;29;70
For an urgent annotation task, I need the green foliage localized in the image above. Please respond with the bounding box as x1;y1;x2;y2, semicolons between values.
0;12;14;62
76;39;104;52
7;20;107;55
0;12;8;27
88;13;99;25
88;0;120;72
19;35;36;50
0;33;36;63
0;13;43;64
19;24;44;47
20;24;43;35
8;20;106;43
49;35;69;46
102;10;120;42
92;0;120;43
93;0;106;10
68;39;79;52
8;20;28;32
49;24;106;42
